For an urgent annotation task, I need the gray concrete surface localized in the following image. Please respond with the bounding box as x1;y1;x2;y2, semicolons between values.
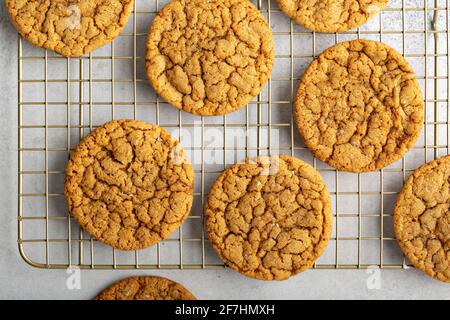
1;2;450;300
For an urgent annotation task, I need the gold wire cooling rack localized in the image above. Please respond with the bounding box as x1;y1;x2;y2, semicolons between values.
18;0;450;270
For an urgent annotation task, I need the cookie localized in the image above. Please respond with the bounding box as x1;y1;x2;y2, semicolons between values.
394;155;450;283
7;0;134;57
65;120;194;251
294;39;424;173
97;276;197;300
277;0;388;33
205;155;333;280
146;0;274;116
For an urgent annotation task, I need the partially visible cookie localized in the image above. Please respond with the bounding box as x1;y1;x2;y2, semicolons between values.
394;155;450;283
205;155;333;280
146;0;274;116
294;39;424;172
97;276;197;300
7;0;134;57
65;120;194;251
277;0;388;33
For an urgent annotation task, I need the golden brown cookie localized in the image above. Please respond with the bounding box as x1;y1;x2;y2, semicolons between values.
146;0;274;116
394;155;450;283
65;120;194;250
97;276;197;300
294;39;424;173
277;0;388;33
205;155;333;280
7;0;134;57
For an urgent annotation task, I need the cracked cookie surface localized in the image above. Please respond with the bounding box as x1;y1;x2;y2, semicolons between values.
394;155;450;283
277;0;388;33
97;276;197;300
205;155;332;280
146;0;274;116
294;39;424;173
65;120;194;250
7;0;134;57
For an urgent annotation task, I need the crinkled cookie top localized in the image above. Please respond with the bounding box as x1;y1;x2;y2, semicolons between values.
65;120;194;250
97;276;197;300
205;155;332;280
146;0;274;116
7;0;134;57
277;0;388;33
295;39;424;172
394;155;450;283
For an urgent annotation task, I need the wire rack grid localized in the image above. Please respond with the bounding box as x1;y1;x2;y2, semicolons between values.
17;0;450;270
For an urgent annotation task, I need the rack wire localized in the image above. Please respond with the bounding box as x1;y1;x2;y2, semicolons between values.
18;0;449;270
